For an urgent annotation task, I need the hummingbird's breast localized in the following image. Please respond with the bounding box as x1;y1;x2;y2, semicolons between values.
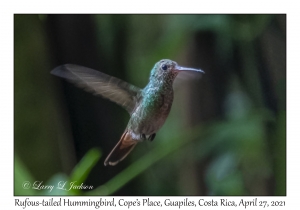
127;86;174;139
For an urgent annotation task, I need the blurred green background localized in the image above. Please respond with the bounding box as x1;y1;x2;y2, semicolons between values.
14;14;286;196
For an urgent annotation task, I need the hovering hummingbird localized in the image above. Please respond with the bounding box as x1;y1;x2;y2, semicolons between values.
51;59;204;166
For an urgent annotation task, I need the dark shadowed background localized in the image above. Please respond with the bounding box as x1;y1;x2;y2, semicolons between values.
14;14;286;196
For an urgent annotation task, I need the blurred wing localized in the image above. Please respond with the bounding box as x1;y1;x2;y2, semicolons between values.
51;64;142;114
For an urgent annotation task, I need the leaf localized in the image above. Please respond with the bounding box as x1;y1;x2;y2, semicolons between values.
68;148;101;195
14;155;36;195
39;173;69;195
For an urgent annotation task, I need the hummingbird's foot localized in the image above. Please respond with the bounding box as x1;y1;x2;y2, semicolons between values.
141;133;156;141
148;133;156;142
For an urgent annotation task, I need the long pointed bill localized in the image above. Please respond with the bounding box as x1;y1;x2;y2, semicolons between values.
175;65;205;74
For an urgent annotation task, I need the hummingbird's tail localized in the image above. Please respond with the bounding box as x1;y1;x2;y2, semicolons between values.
104;130;137;166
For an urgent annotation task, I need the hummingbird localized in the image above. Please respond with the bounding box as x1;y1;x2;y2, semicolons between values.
51;59;204;166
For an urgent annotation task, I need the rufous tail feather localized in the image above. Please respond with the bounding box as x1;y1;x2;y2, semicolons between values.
104;130;137;166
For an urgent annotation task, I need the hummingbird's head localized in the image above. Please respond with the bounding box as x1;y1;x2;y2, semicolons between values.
150;59;204;84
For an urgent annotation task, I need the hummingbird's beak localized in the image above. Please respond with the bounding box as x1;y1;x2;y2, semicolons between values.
175;65;205;74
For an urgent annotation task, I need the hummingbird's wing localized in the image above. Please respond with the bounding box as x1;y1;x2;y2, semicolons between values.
51;64;141;114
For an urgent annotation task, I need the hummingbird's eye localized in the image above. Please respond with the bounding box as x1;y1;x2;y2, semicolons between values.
161;64;168;70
